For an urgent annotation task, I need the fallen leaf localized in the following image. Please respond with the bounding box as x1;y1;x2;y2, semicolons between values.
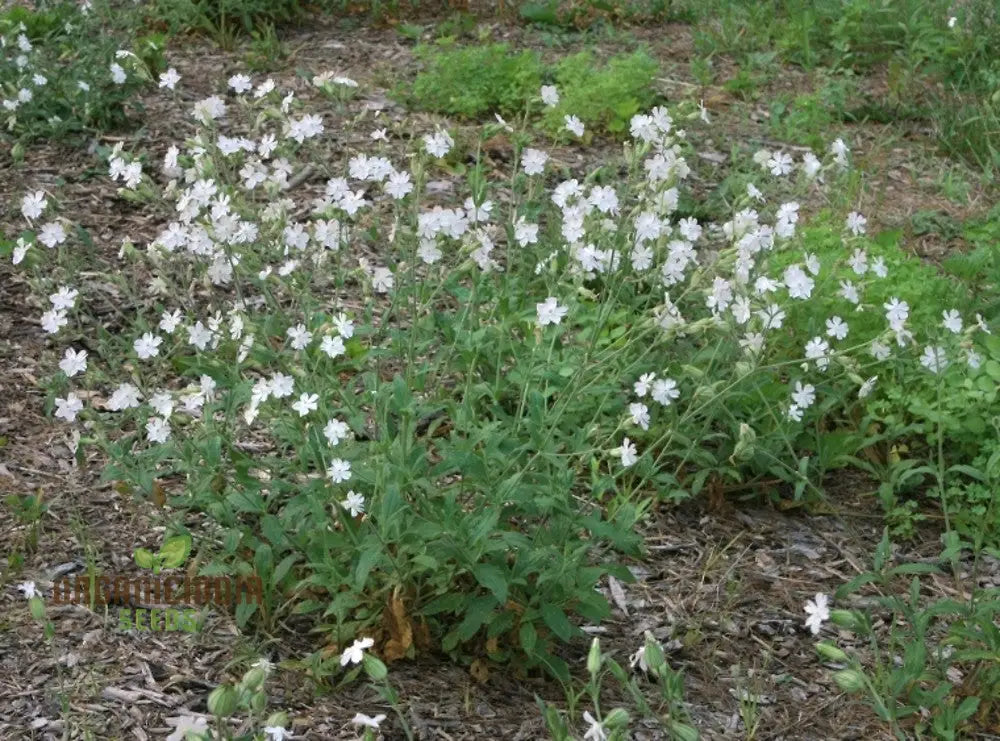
381;586;413;661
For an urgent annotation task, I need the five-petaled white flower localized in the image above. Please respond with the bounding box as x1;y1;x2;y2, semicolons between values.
614;437;638;468
536;297;568;327
804;593;830;634
327;459;352;483
564;115;585;137
340;491;365;517
159;68;181;90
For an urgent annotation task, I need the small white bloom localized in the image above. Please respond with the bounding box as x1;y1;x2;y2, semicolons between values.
340;636;374;666
340;491;365;517
804;593;830;634
327;458;352;483
564;115;585;137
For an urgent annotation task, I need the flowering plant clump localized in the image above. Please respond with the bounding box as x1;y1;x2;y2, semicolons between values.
9;63;994;679
0;1;158;144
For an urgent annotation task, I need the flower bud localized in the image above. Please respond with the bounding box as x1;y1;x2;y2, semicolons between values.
833;669;866;693
241;667;267;690
815;642;849;663
603;708;629;728
586;637;602;676
207;685;238;717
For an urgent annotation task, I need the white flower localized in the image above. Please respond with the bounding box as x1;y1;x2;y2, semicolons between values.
352;713;386;729
146;417;171;444
871;256;888;278
825;316;849;340
614;437;638;468
540;85;559;107
327;459;352;483
166;716;208;741
870;340;891;361
55;393;84;422
634;373;656;397
920;345;949;374
805;337;831;371
134;332;163;359
884;298;909;331
107;383;142;411
270;372;295;399
966;349;983;369
536;297;568;327
784;265;814;300
628;402;650;430
942;309;962;334
17;581;37;599
804;593;830;634
767;151;793;176
847;248;868;275
323;419;350;446
340;636;374;666
264;726;290;741
158;68;180;90
321;334;346;359
228;73;253;93
839;280;860;305
22;191;46;220
786;404;803;422
791;381;816;410
423;130;454;158
651;378;680;406
845;211;867;235
564;115;585;137
802;152;822;179
109;63;127;84
59;348;88;377
340;491;365;517
948;16;957;28
582;710;607;741
292;393;319;417
522;148;548;176
287;323;313;350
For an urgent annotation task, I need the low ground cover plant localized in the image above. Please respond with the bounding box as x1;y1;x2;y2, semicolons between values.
0;1;159;145
405;43;659;137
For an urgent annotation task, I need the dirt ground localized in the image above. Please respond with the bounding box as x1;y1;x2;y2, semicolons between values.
1;16;994;741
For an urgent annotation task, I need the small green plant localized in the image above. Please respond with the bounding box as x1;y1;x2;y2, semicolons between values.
133;533;192;574
404;42;543;118
541;49;659;137
0;1;155;145
538;635;698;740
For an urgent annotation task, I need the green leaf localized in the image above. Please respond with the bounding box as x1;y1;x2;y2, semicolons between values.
355;547;379;590
363;654;388;680
158;534;191;569
133;548;155;570
472;563;509;604
519;621;538;655
540;603;573;642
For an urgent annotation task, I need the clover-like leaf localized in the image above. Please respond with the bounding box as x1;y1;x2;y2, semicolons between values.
158;534;192;569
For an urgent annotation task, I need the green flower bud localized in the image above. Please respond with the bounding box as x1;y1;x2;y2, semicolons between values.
587;637;602;676
603;708;629;728
207;685;238;717
815;642;849;663
241;667;267;690
833;669;866;693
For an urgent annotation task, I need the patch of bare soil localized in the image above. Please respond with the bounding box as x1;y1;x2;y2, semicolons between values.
1;16;994;741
